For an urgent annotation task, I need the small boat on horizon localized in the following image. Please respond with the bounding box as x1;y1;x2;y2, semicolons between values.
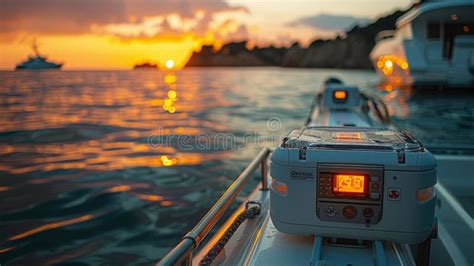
15;41;63;70
133;62;158;70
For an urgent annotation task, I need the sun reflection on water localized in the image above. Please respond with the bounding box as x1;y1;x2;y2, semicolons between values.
163;72;178;113
377;78;413;118
0;71;233;175
8;214;95;241
0;70;237;261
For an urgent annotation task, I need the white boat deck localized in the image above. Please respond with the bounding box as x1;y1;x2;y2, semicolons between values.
192;154;473;266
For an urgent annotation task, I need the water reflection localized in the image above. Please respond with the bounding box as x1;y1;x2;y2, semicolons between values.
0;70;238;263
0;247;14;254
8;214;95;241
163;72;178;114
0;71;231;175
1;69;471;264
377;79;412;118
375;78;474;149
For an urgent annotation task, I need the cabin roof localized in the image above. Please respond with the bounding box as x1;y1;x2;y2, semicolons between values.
396;1;473;28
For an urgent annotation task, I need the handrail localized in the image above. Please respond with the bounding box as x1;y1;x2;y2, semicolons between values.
157;147;271;266
435;183;473;231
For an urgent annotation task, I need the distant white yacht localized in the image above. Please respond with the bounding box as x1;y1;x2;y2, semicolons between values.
370;0;474;87
16;41;63;70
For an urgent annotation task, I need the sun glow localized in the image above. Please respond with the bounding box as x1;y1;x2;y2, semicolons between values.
165;59;175;69
0;34;202;70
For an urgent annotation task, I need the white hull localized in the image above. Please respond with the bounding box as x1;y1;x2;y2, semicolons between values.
370;1;474;88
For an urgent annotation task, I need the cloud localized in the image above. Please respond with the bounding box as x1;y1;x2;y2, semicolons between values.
0;0;126;34
0;0;248;36
287;13;370;32
106;16;249;45
214;20;248;42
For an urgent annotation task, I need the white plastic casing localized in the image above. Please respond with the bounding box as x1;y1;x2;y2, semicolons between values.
269;127;437;244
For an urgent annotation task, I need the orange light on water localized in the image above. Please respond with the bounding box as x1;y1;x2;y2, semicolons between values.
135;193;164;202
161;200;173;206
8;214;94;241
168;106;176;113
162;72;178;113
160;155;177;166
0;69;238;174
164;99;173;107
106;185;131;193
0;247;14;254
164;73;177;84
167;90;177;99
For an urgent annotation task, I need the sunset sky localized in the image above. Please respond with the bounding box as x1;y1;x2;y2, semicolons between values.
0;0;413;70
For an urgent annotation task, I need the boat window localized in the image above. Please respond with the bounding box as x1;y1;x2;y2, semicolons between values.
427;23;440;39
444;23;474;37
443;23;474;59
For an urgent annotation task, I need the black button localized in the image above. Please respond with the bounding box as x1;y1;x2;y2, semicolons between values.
363;208;373;218
326;206;337;217
343;206;357;219
371;183;380;190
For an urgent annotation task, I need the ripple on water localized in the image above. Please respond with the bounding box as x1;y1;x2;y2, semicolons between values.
0;69;472;264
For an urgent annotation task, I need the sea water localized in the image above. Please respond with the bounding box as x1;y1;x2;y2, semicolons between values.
0;68;472;264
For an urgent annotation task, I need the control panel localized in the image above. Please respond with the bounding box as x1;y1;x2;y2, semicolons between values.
316;164;383;225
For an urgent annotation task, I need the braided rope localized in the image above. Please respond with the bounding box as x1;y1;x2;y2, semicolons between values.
199;206;260;265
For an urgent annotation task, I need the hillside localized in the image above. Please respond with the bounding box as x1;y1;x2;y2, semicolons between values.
186;9;407;69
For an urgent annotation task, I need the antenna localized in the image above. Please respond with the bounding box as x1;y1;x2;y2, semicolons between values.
32;38;40;56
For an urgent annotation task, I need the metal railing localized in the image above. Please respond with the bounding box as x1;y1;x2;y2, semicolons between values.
157;147;271;266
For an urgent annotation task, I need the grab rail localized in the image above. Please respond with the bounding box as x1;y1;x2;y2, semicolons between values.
157;147;271;266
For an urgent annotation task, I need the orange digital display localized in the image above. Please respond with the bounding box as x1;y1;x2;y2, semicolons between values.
333;175;366;194
335;132;362;140
334;90;347;99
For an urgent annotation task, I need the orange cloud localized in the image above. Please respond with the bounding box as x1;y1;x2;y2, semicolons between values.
0;0;248;39
0;0;251;69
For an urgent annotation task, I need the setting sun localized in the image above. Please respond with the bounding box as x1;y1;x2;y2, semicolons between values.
1;0;471;265
165;59;175;69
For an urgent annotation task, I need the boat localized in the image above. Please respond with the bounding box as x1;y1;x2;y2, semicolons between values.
158;78;473;265
15;41;63;70
133;62;158;70
370;0;474;88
